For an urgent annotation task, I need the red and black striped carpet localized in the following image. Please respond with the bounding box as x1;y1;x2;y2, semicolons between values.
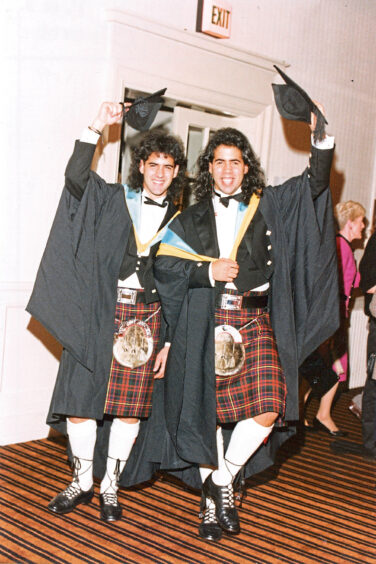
1;390;375;564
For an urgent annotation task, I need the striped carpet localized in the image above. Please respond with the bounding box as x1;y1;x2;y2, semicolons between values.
1;391;375;564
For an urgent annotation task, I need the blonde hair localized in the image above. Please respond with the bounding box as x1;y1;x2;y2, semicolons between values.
334;201;366;230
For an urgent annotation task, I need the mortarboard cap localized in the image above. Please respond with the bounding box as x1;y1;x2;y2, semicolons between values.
272;65;327;142
123;88;167;131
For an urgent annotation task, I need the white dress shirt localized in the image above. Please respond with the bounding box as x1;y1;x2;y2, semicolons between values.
118;192;167;289
80;127;167;290
209;189;269;291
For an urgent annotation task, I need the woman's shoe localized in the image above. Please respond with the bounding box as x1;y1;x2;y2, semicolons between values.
313;417;348;437
303;421;318;432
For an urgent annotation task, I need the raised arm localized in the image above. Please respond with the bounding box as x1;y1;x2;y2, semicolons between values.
65;102;126;201
307;102;334;199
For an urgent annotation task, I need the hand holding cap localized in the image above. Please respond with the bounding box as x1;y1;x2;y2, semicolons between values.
272;66;327;142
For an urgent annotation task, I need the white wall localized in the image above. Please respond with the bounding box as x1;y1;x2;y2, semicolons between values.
0;0;110;443
1;0;375;443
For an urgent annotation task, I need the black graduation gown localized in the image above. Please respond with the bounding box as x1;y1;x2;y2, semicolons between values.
26;142;176;461
121;147;339;489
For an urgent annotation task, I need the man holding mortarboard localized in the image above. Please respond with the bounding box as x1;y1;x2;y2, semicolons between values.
27;92;187;522
143;68;339;541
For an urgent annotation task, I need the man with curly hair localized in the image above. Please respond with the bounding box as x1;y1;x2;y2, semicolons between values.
27;101;187;522
150;113;338;541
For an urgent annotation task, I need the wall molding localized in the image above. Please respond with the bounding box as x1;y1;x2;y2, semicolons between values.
105;9;286;117
98;9;285;183
0;281;60;445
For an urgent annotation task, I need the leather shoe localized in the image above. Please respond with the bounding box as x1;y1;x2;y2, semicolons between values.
198;505;222;542
48;483;94;514
99;492;122;522
313;417;348;437
301;421;318;432
202;474;240;534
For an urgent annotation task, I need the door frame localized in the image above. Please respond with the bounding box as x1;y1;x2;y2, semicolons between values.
98;9;285;182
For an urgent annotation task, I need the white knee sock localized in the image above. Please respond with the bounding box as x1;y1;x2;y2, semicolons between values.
225;417;274;478
213;418;274;485
100;418;140;495
67;418;97;491
199;428;224;508
210;426;233;487
199;466;213;484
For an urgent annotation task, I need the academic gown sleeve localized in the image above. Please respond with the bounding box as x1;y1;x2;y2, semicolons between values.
26;142;117;371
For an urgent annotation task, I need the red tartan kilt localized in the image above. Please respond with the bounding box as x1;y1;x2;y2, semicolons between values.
104;299;161;418
215;296;286;425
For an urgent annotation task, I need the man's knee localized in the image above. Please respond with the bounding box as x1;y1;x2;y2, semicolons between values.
68;417;92;424
253;411;278;427
118;417;140;424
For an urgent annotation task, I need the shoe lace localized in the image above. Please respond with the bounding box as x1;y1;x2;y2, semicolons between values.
221;483;235;508
225;458;246;507
101;491;119;506
232;466;246;507
62;481;82;500
72;456;81;483
203;505;218;524
101;458;123;497
71;456;93;485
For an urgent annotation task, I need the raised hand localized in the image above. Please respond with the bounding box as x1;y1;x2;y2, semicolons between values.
90;101;131;134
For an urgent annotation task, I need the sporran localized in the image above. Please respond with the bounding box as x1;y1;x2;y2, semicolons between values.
113;318;153;369
215;324;245;376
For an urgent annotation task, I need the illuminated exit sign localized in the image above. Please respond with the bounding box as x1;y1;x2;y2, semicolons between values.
197;0;232;39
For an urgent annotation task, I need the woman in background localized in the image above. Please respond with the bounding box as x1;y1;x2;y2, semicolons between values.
332;201;366;381
303;201;365;436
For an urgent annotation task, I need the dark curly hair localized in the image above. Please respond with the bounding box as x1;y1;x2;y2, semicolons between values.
127;130;187;202
193;128;266;203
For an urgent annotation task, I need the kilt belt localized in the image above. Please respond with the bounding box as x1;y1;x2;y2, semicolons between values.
215;289;286;425
104;288;161;418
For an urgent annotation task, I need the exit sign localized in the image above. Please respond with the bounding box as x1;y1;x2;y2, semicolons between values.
197;0;232;39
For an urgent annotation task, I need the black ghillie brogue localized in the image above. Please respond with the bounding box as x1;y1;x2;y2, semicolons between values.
48;456;94;514
99;492;122;522
198;504;222;542
99;458;123;522
202;474;240;534
48;482;94;514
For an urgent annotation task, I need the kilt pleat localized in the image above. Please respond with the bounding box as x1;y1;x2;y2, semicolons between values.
215;291;286;425
104;299;161;418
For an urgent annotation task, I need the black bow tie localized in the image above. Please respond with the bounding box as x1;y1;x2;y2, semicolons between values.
144;196;168;208
214;191;243;208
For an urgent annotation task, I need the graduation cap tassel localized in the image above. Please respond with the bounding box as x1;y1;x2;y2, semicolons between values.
313;110;326;144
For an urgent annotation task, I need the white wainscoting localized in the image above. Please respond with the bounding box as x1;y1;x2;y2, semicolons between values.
0;283;61;445
348;296;368;389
